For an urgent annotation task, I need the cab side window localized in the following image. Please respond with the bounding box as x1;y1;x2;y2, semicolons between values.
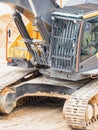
80;17;98;62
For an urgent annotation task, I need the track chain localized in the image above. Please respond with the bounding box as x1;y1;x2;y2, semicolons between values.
0;68;37;90
63;79;98;130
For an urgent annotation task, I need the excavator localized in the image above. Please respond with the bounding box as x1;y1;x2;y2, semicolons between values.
0;0;98;129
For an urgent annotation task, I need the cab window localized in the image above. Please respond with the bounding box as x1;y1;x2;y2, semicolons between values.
80;17;98;62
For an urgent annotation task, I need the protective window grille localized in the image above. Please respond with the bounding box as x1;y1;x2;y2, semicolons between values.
50;18;80;73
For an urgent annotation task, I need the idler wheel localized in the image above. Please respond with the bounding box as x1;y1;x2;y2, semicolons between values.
0;89;16;114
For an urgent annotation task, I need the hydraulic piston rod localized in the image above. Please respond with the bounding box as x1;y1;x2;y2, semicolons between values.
13;11;35;57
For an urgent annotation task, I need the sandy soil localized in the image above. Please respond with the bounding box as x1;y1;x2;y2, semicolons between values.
0;105;69;130
0;14;98;130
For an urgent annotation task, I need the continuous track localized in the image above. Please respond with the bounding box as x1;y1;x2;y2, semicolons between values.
63;79;98;130
0;68;37;90
0;67;39;114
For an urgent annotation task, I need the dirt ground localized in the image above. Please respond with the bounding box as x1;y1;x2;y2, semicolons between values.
0;14;98;130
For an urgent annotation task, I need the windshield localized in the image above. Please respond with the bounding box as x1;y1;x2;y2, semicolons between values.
80;17;98;61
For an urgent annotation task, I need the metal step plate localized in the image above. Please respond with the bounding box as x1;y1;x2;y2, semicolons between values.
81;68;98;76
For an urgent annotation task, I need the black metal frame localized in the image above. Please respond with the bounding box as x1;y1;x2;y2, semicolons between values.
15;83;75;100
7;58;33;68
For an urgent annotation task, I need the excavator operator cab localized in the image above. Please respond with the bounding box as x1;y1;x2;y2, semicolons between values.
46;3;98;81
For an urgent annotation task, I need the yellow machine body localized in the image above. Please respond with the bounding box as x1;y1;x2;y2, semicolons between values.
8;22;41;61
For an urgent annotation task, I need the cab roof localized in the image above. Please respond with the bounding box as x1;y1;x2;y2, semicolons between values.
53;3;98;19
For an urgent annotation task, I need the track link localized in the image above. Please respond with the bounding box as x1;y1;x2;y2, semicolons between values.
63;79;98;130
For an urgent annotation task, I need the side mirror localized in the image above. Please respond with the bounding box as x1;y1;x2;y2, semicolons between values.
8;29;11;38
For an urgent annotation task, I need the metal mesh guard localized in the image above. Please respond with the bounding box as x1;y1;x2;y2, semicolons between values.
50;17;80;73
